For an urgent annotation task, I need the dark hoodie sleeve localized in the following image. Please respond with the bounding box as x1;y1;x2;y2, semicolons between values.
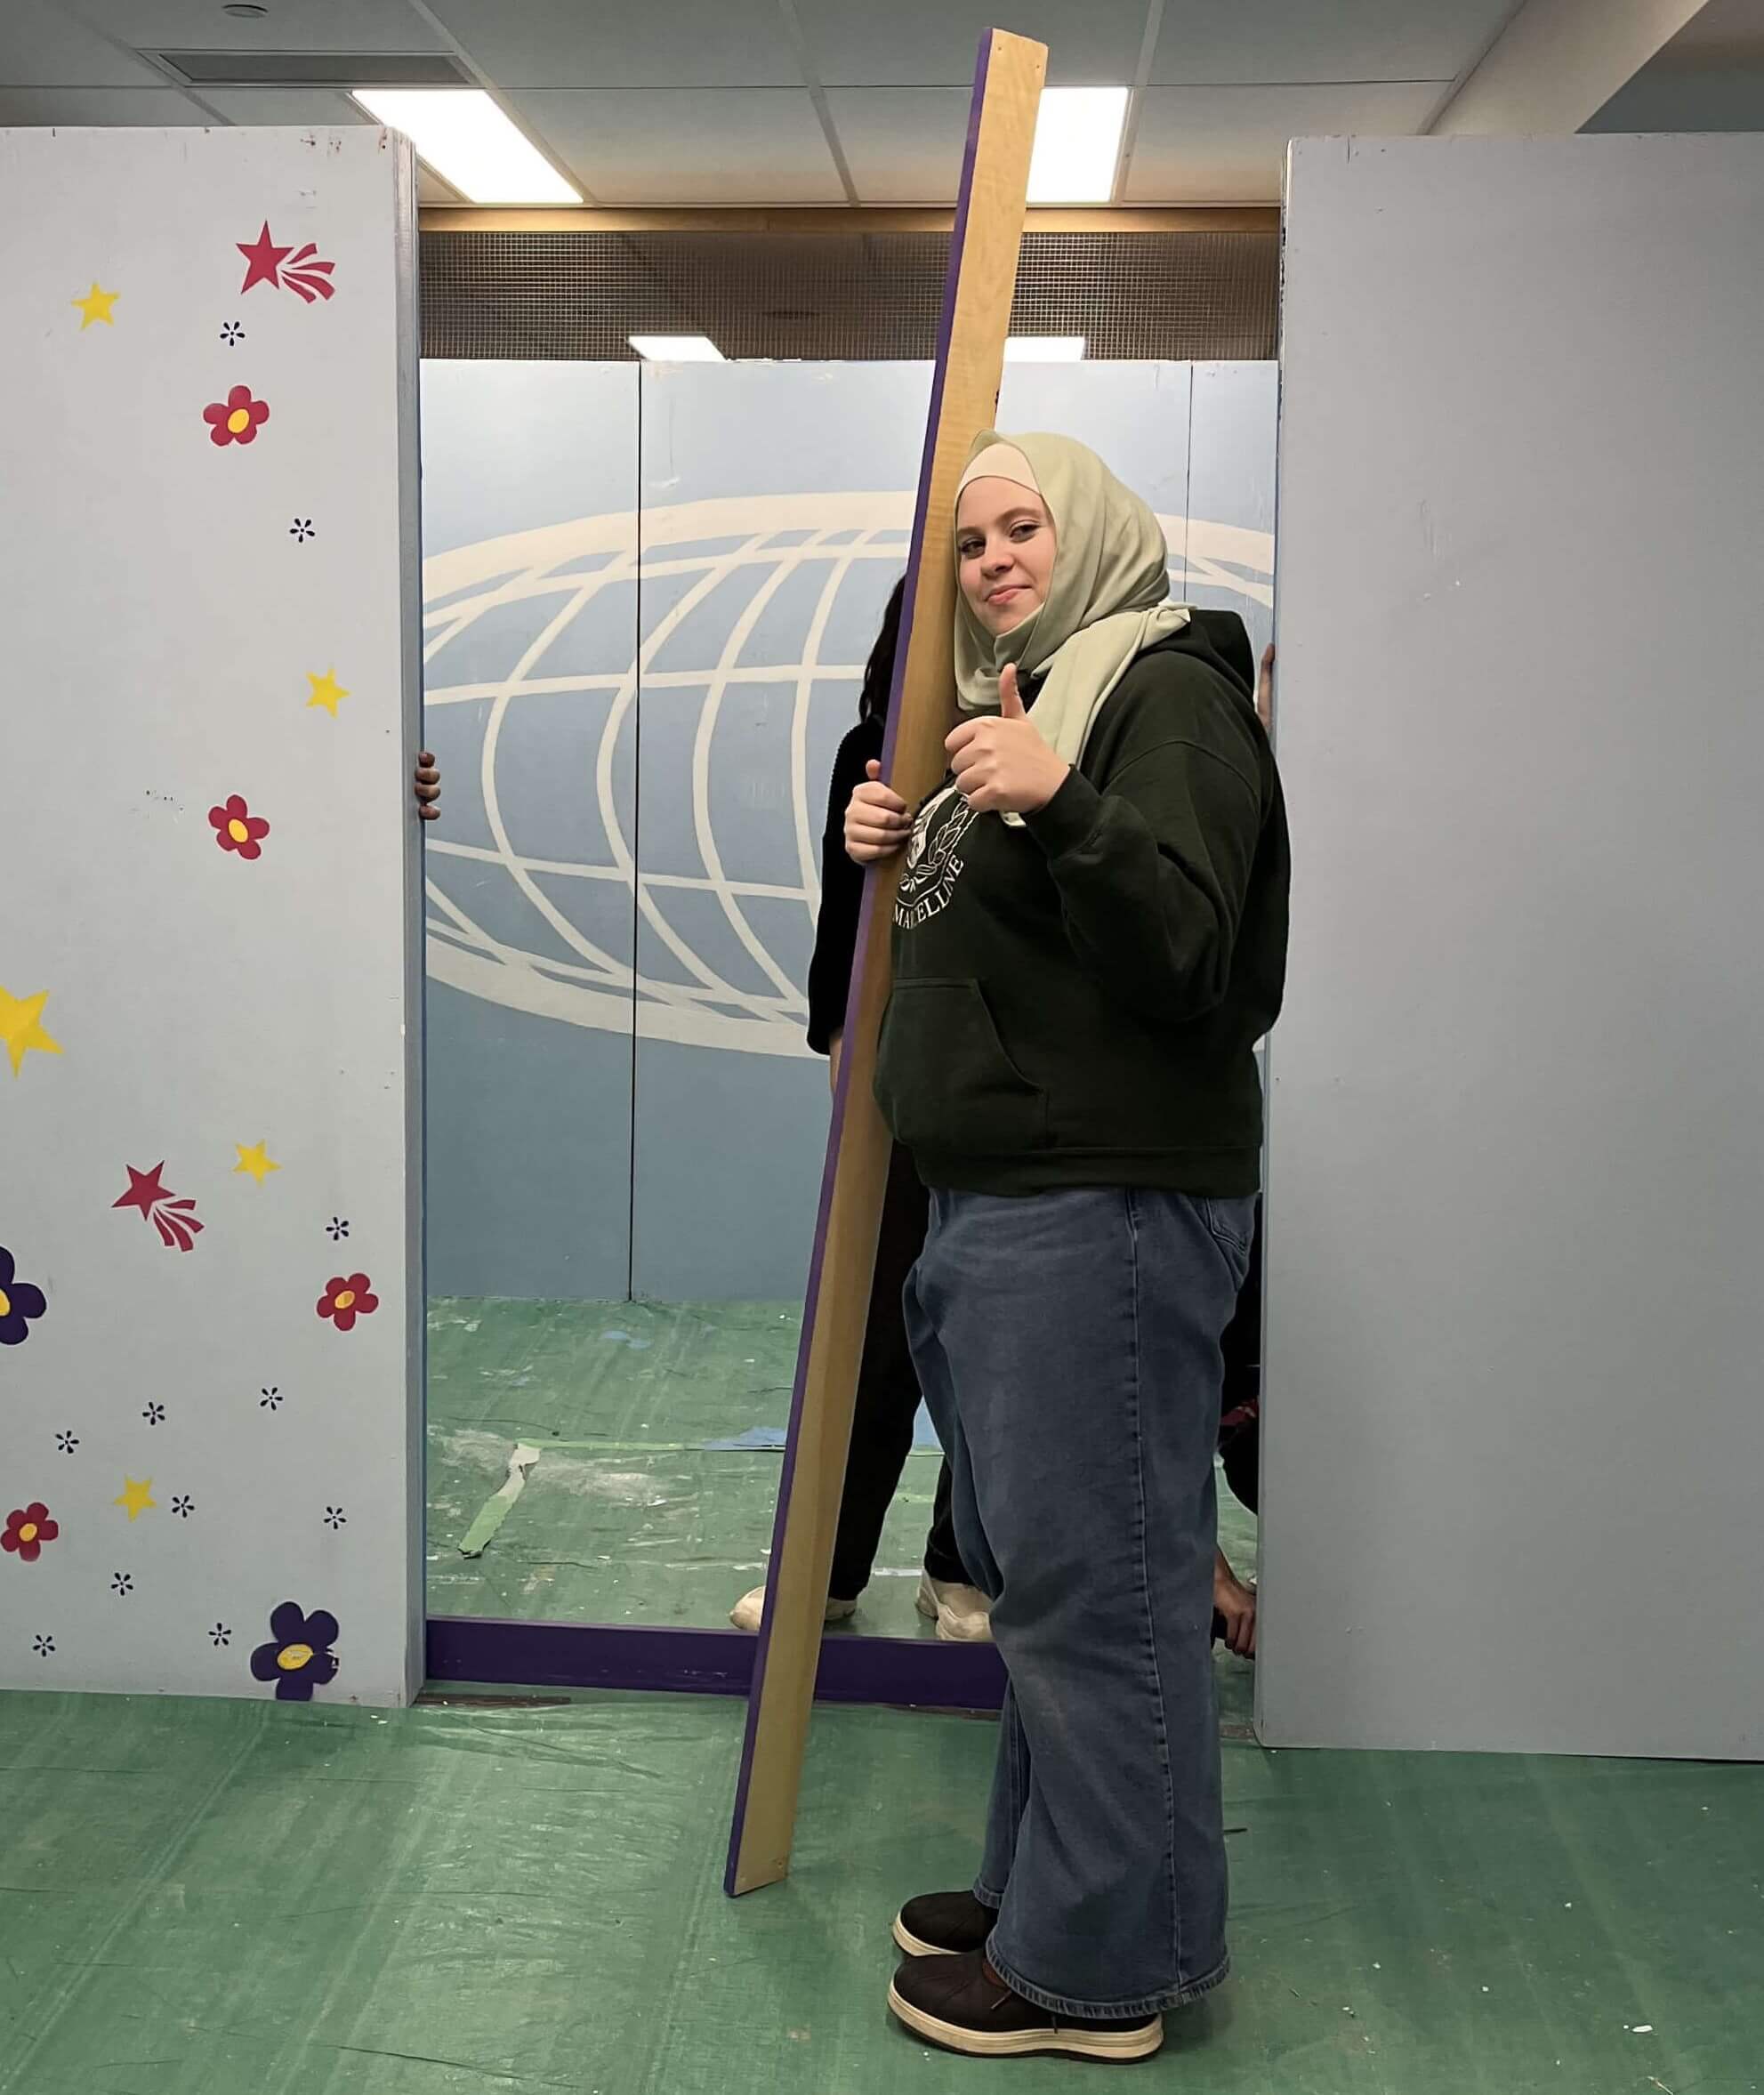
1019;654;1267;1026
806;718;884;1054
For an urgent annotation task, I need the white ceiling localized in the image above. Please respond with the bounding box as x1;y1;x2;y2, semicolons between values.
1;0;1758;207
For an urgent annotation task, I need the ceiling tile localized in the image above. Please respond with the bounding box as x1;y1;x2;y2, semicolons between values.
823;87;971;202
65;0;447;52
1148;0;1514;85
508;89;844;205
423;0;801;87
803;1;1151;86
0;85;205;123
197;87;372;125
0;0;165;85
1124;83;1442;204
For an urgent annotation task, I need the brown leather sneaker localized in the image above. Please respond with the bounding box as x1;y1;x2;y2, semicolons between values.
888;1949;1164;2061
891;1889;997;1959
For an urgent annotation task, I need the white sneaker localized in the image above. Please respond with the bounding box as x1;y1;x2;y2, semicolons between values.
916;1572;994;1643
729;1584;858;1633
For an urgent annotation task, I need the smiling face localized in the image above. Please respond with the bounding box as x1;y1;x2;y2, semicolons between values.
955;477;1058;637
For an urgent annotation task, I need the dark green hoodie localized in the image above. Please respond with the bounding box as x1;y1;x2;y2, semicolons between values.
874;611;1288;1197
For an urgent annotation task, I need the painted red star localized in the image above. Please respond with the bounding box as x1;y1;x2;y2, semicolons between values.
114;1163;172;1220
238;221;292;294
113;1163;204;1250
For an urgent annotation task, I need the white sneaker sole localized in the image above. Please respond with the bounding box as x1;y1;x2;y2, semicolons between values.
887;1983;1164;2061
729;1590;858;1634
890;1913;963;1959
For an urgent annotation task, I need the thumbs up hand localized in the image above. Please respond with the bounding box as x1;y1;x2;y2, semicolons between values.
944;660;1070;815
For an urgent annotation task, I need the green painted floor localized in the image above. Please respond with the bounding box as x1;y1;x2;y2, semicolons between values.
20;1292;1718;2089
424;1296;1261;1657
4;1680;1760;2092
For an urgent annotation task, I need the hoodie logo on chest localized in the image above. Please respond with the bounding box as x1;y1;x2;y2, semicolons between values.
895;782;980;930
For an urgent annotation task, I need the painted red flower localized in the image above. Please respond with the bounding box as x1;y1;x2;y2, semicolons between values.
209;794;270;860
3;1504;60;1564
318;1273;378;1333
203;383;270;447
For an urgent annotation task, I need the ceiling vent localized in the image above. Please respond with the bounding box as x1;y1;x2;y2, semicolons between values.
153;51;471;88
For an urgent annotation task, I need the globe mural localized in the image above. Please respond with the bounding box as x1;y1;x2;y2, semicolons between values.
422;493;1271;1058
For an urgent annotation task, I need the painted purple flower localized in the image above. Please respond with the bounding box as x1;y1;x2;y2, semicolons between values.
250;1601;339;1702
0;1247;47;1347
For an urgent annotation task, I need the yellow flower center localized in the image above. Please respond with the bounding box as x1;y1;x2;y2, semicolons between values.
278;1643;313;1672
18;1522;37;1544
334;1289;356;1311
0;1287;10;1317
228;818;249;842
227;407;252;434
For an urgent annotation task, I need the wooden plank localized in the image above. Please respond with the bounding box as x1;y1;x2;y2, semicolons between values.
724;25;1046;1900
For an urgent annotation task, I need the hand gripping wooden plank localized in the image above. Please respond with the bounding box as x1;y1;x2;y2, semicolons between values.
725;26;1047;1898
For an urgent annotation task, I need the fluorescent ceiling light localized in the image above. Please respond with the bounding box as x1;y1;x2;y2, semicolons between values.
1027;86;1129;205
1004;335;1087;362
628;334;726;362
350;88;579;205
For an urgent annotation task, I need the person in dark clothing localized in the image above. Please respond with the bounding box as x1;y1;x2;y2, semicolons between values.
1217;1197;1262;1516
730;579;993;1643
854;433;1289;2062
734;587;1272;1651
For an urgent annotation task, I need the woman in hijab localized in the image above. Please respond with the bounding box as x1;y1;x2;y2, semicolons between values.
849;432;1289;2062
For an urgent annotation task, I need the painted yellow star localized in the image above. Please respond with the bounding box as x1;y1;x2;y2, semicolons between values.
114;1478;156;1521
72;282;119;329
306;669;350;718
0;985;62;1077
234;1140;281;1185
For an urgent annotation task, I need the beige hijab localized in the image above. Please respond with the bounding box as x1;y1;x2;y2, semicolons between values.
954;430;1189;824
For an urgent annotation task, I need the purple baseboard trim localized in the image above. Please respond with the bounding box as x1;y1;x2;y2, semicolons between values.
426;1615;1005;1710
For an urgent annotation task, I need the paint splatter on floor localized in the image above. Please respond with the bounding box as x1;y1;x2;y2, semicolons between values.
426;1295;1262;1725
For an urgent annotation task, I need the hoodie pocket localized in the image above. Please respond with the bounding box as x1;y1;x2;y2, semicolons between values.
875;979;1049;1161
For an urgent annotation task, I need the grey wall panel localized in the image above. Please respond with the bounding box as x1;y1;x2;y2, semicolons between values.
1;126;423;1702
420;361;639;1300
629;362;930;1301
1186;360;1277;665
1262;135;1764;1759
423;361;1274;1303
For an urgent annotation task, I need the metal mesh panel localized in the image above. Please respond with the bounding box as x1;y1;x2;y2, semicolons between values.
420;230;1277;361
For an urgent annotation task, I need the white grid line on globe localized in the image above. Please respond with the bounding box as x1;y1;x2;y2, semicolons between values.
600;535;799;1019
788;531;895;920
685;524;858;1018
479;547;648;1000
421;501;1271;1056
